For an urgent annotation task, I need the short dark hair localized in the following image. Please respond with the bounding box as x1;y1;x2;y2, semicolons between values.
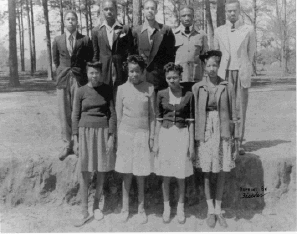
102;0;117;10
87;61;102;71
124;55;146;72
199;50;222;65
180;5;195;14
226;0;240;8
64;10;78;21
164;62;183;76
143;0;158;9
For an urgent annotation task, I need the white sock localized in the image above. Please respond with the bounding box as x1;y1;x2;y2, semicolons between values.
207;199;215;214
164;201;170;212
214;200;222;214
177;202;184;212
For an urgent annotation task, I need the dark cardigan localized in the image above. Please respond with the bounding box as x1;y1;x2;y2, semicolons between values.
192;76;238;141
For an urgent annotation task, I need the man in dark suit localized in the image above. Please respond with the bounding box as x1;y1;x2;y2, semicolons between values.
52;10;93;161
132;0;175;93
91;0;134;100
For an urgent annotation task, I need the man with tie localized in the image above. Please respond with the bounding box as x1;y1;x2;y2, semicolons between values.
52;10;93;161
91;0;134;100
132;0;175;93
214;0;256;155
174;5;208;90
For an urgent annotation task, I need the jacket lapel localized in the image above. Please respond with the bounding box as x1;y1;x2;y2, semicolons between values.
72;32;83;56
139;30;151;57
101;26;111;50
112;25;123;47
148;24;164;65
216;80;228;107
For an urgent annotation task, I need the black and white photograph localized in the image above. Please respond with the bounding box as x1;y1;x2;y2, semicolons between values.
0;0;296;232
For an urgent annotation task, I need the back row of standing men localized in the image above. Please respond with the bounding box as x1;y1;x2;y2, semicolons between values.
52;0;256;161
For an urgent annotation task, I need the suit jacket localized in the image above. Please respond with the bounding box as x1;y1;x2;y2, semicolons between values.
133;23;175;91
52;32;93;89
91;23;134;86
214;20;256;88
192;77;238;141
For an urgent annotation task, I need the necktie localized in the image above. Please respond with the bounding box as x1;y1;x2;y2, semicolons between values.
69;34;74;54
231;23;235;32
185;26;190;35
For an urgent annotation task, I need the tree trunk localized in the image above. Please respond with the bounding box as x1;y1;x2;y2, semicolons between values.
84;0;89;36
20;1;25;71
162;0;166;24
133;0;142;26
59;0;64;34
122;2;126;25
17;5;25;72
281;0;288;75
205;0;214;48
42;0;53;80
78;0;82;33
126;2;132;25
252;0;257;76
87;1;93;31
30;0;36;72
25;0;34;76
216;0;225;27
8;0;20;87
202;0;205;30
72;0;76;10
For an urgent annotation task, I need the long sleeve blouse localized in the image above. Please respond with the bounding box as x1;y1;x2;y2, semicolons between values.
72;83;116;135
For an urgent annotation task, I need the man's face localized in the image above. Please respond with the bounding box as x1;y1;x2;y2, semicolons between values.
180;8;194;27
103;1;116;22
64;13;78;33
226;3;240;23
143;1;157;21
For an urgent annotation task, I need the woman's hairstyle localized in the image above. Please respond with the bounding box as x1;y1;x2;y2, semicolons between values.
123;55;146;71
64;10;78;21
86;61;102;71
163;62;183;76
199;50;222;65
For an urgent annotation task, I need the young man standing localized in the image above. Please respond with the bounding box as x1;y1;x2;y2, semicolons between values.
133;0;175;93
52;10;93;161
91;0;134;100
214;0;256;155
174;5;208;90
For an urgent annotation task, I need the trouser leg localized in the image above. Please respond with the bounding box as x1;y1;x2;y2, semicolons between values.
240;88;249;145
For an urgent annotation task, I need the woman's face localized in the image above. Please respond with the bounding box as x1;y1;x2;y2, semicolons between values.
87;66;103;87
128;63;144;85
166;70;181;89
205;57;219;78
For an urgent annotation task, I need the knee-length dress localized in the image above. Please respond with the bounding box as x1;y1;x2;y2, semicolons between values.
115;81;155;176
192;77;237;173
72;84;116;172
154;88;194;179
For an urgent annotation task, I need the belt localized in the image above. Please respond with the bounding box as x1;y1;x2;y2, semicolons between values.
206;106;217;111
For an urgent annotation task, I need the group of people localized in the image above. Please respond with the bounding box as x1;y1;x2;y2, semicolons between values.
52;0;256;229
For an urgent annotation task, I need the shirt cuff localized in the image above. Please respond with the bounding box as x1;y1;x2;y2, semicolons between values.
186;118;195;122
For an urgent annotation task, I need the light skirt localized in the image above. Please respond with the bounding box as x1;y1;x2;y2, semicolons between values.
79;127;115;172
115;124;153;176
194;111;235;173
154;125;193;179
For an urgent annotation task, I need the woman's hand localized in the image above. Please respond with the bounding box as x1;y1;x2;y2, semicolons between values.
188;144;195;160
106;135;114;155
73;135;79;157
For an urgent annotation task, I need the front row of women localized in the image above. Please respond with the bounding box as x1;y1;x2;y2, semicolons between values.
71;50;238;228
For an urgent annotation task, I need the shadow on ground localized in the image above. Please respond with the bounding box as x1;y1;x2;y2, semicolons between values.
243;140;291;152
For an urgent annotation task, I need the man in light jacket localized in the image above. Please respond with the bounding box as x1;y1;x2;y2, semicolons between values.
214;0;256;155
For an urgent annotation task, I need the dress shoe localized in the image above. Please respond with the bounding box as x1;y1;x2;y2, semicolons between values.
216;214;228;228
206;214;216;228
59;147;73;161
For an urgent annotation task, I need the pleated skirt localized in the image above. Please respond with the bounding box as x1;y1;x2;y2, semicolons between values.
154;125;193;179
79;127;115;172
115;123;153;176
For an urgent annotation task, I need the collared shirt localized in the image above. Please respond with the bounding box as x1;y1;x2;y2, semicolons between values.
180;24;194;37
100;20;122;48
226;20;242;70
141;20;160;45
174;25;208;82
65;30;77;56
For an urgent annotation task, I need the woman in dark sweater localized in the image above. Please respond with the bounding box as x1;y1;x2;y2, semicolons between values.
72;61;116;227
